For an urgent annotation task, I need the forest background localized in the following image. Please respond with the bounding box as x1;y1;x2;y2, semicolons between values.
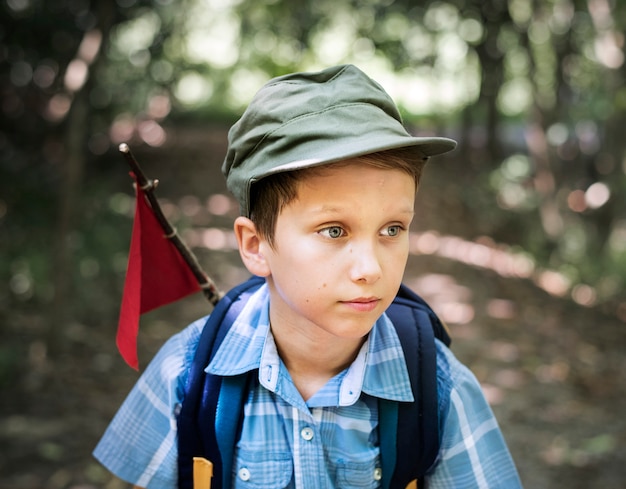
1;0;625;487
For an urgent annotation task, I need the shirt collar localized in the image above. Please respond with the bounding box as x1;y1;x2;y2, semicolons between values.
205;283;271;376
206;283;414;403
362;313;414;402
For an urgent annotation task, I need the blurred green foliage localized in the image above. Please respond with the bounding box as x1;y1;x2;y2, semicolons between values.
1;0;625;350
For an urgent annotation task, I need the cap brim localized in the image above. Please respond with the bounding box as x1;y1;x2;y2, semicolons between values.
267;135;457;175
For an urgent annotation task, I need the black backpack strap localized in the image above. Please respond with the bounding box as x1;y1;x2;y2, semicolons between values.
380;283;450;488
177;276;265;489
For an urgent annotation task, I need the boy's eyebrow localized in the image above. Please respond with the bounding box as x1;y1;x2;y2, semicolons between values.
309;204;415;216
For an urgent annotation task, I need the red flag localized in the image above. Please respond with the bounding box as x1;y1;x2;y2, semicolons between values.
116;180;200;369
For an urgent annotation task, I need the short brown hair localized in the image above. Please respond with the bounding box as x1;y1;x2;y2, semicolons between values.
249;147;427;247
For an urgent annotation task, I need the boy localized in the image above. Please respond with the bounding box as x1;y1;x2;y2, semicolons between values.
94;64;522;488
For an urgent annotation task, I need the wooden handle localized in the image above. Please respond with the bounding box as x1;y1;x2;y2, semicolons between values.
193;457;213;489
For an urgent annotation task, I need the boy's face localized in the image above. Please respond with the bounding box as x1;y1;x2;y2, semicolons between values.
259;159;416;342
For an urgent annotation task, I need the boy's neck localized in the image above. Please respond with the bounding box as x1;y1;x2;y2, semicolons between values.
270;321;366;401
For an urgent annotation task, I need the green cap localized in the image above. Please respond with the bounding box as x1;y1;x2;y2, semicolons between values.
222;64;457;216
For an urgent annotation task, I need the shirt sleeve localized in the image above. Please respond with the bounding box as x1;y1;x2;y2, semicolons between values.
93;317;206;489
426;341;523;489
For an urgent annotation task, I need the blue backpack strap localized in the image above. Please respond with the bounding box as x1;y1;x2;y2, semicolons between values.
380;283;450;488
177;276;265;489
378;399;398;489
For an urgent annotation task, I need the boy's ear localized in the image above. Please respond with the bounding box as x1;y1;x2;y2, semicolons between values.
233;216;271;277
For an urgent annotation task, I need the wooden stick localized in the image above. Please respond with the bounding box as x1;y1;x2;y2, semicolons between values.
119;143;223;306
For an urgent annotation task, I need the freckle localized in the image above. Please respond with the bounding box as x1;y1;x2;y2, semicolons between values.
323;283;327;288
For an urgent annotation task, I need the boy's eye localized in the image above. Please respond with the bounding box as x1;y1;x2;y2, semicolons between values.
382;225;402;237
320;226;345;239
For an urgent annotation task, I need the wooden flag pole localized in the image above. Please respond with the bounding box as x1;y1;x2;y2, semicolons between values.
119;143;223;306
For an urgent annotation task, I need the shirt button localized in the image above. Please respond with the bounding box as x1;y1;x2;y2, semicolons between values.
300;427;314;441
238;467;251;481
374;467;383;481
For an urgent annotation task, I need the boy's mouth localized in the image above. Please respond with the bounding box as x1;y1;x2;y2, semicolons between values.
341;297;380;312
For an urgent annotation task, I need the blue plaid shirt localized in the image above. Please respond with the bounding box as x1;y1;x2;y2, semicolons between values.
94;284;521;488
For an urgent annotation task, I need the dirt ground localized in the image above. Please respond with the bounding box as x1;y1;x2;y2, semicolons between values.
1;130;625;488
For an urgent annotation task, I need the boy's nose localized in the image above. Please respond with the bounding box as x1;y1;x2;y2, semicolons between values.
349;242;382;284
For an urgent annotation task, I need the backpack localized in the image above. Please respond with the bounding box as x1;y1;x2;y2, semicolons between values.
177;276;451;489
